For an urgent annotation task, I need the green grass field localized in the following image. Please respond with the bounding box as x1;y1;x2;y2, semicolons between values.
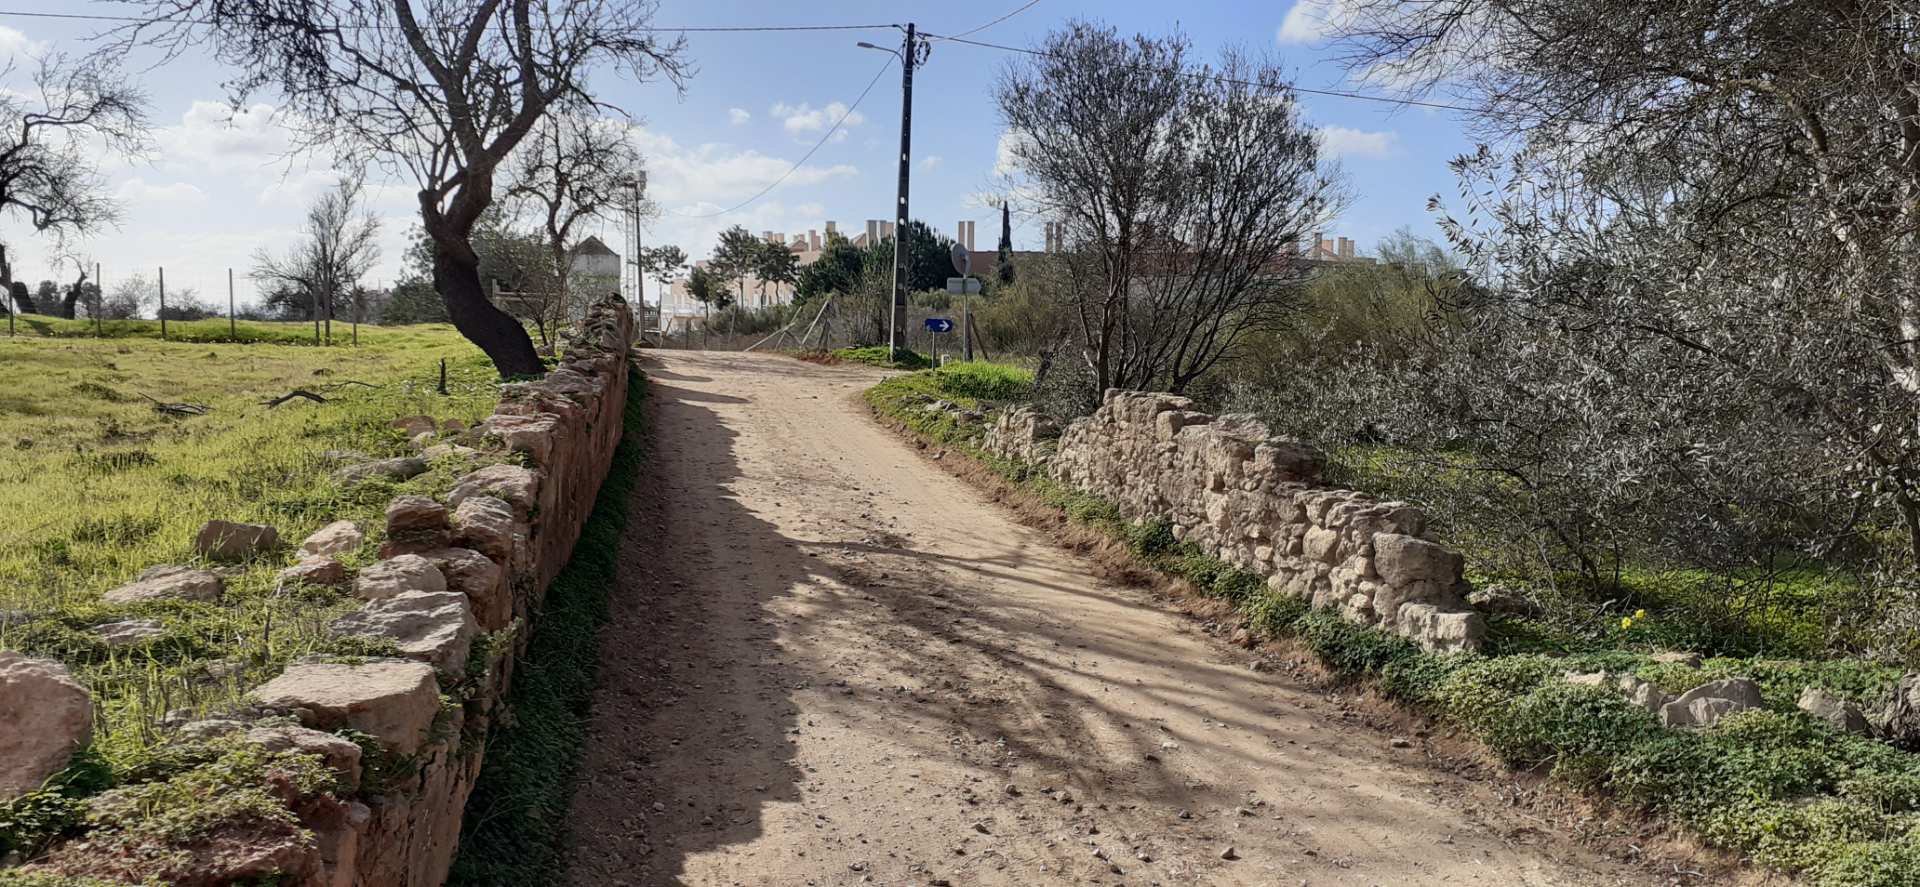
0;318;501;767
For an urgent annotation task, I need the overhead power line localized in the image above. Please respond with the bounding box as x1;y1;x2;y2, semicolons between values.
669;55;896;220
0;8;897;32
921;32;1485;115
938;0;1042;41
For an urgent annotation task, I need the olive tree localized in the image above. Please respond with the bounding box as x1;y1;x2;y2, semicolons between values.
995;21;1342;397
121;0;688;377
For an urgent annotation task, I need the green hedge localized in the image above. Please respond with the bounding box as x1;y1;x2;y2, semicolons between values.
862;371;1920;887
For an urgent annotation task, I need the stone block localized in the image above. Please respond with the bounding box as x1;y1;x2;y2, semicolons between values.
0;652;93;799
385;495;451;546
94;619;166;647
280;556;348;588
451;496;519;566
413;548;510;630
301;520;365;558
1797;687;1871;736
250;660;440;755
332;592;479;675
103;564;224;605
333;457;428;486
353;554;447;601
1372;533;1464;587
448;464;540;522
194;520;280;561
1660;678;1764;729
246;725;365;791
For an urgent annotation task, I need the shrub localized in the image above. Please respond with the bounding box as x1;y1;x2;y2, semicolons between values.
1482;682;1662;767
832;345;930;369
1432;655;1558;734
930;362;1033;402
1295;612;1421;676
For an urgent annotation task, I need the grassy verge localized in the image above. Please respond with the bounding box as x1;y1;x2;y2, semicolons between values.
866;370;1920;887
447;371;649;885
0;323;499;769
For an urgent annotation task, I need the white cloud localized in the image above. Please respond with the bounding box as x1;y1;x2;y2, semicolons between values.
1317;125;1398;159
625;125;857;207
115;178;207;206
920;155;942;170
155;101;299;169
1278;0;1347;45
0;25;48;59
727;108;751;126
770;101;866;141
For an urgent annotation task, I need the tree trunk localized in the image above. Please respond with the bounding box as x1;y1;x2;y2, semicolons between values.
431;234;545;378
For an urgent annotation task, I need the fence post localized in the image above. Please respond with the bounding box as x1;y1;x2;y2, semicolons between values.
228;268;236;340
94;262;102;337
158;266;168;341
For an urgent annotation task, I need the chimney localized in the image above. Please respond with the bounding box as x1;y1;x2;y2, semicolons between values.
1339;237;1354;258
866;219;881;244
957;221;967;244
883;221;896;240
809;229;820;251
825;221;838;241
1314;232;1326;258
966;220;977;250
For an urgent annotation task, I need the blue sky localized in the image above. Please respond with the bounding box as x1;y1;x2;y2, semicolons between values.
0;0;1475;307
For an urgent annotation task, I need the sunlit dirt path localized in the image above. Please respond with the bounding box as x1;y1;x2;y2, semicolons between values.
564;350;1658;887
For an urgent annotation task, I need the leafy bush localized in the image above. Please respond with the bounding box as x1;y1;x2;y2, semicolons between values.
833;345;931;369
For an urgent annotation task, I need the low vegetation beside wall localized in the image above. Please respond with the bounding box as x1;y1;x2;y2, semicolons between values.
866;366;1920;887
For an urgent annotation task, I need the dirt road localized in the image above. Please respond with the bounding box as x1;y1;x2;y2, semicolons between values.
565;350;1657;887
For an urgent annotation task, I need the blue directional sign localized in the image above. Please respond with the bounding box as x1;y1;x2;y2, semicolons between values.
924;318;954;333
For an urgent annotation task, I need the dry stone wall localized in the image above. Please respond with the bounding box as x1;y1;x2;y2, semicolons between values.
997;390;1486;653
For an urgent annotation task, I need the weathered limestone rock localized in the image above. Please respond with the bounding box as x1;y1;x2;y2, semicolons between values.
1467;584;1542;617
102;564;224;605
1373;534;1463;587
422;443;480;462
250;660;439;755
280;556;348;588
390;415;437;437
353;554;447;601
245;725;365;791
1660;678;1764;729
1396;604;1486;654
0;652;93;799
94;619;166;647
1876;673;1920;750
413;548;509;630
450;496;519;566
1617;674;1670;713
301;520;365;557
331;592;479;675
448;464;540;521
177;718;249;740
382;495;451;554
479;413;561;465
1797;687;1871;735
333;456;428;486
1651;651;1704;668
193;520;279;561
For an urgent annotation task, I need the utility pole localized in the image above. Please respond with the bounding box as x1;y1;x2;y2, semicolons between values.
870;24;926;362
227;267;235;339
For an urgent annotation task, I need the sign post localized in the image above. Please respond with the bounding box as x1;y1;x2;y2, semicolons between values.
924;316;953;366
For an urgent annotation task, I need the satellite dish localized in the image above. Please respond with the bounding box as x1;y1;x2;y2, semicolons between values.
950;242;971;277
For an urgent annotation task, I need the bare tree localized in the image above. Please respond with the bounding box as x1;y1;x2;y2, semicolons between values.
252;176;383;343
0;54;148;298
121;0;689;376
996;22;1342;396
504;111;648;343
